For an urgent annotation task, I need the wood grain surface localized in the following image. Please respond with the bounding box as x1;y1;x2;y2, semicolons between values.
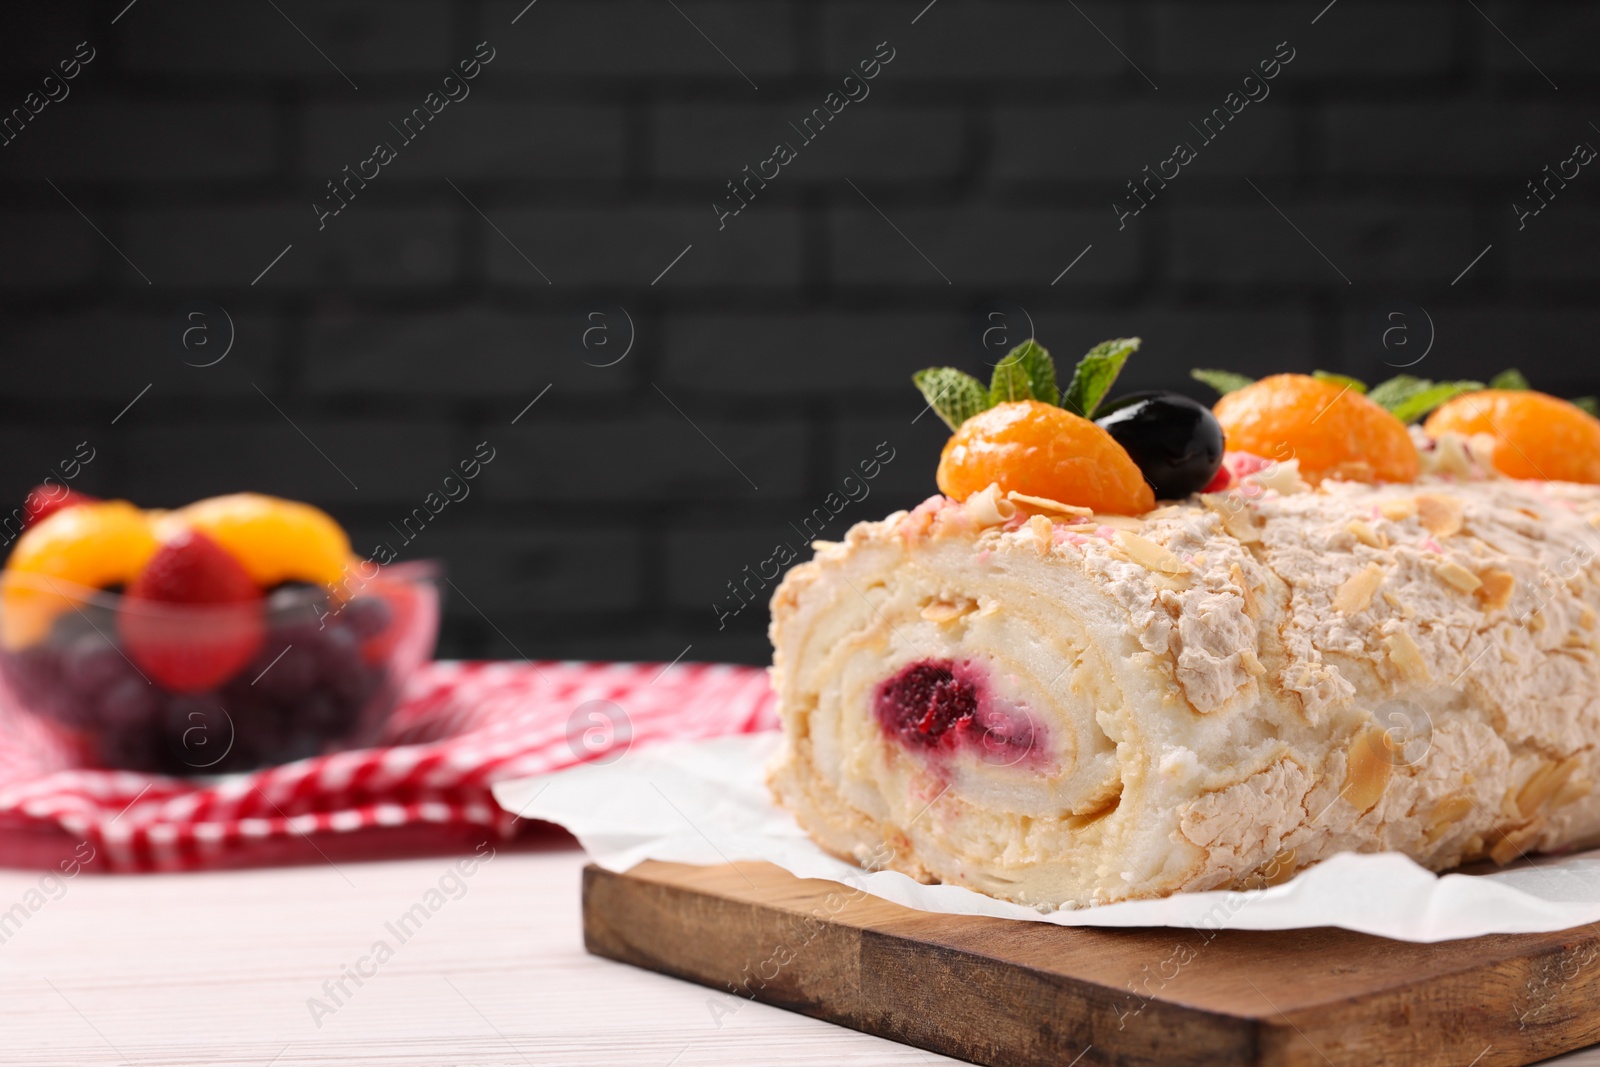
585;859;1600;1067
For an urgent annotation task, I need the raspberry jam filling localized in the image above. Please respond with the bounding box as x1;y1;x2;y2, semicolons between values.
873;658;1042;766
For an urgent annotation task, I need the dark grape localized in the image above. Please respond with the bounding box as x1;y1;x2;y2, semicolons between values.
5;645;62;705
342;596;391;639
98;725;160;773
1095;391;1226;499
64;634;134;701
98;677;158;730
315;626;367;704
297;691;358;736
5;572;417;774
249;640;317;702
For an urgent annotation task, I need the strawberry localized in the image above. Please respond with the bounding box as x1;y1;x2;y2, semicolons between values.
22;485;97;528
1200;464;1235;493
117;529;265;693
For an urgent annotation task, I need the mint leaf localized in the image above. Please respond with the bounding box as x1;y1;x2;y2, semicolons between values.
1191;369;1255;396
1367;375;1425;411
1003;339;1058;405
1368;375;1483;423
1313;370;1368;394
989;357;1033;405
1490;368;1531;391
913;367;990;431
1062;337;1139;418
1389;383;1482;424
1572;396;1600;418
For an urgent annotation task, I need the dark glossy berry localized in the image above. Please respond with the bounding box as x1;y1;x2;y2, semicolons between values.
1095;391;1225;499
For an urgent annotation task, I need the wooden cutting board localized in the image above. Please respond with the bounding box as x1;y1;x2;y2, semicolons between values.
583;860;1600;1067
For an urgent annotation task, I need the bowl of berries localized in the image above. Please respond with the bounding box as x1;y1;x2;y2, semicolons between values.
0;490;439;775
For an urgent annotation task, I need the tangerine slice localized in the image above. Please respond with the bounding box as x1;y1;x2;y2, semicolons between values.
164;493;353;589
1;500;159;648
936;400;1156;515
1213;374;1419;483
1423;389;1600;484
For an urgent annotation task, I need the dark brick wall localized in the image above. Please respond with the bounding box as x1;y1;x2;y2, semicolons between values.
2;0;1596;664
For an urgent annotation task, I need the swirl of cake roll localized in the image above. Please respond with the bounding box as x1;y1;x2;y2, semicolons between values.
767;478;1600;907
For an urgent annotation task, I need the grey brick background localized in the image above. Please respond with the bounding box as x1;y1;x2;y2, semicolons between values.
1;0;1595;665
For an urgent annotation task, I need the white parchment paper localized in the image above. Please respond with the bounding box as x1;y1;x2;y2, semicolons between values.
492;732;1600;943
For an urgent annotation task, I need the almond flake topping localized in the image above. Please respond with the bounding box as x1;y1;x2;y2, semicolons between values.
1435;560;1483;593
1201;493;1262;543
1247;458;1305;495
1382;590;1416;618
1416;493;1465;538
1005;491;1093;517
1490;819;1546;866
1114;531;1190;579
1424;795;1474;844
1477;568;1516;611
1333;563;1386;614
1516;758;1581;818
921;599;976;624
1383;628;1432;683
963;484;1017;527
1027;514;1053;555
1344;727;1394;814
1229;562;1259;617
1380;497;1419;522
1556;771;1594;808
1346;519;1386;548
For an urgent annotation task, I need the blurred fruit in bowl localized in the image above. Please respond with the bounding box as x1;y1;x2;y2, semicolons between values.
118;529;265;692
162;492;352;587
22;485;98;528
0;491;440;775
1;499;159;647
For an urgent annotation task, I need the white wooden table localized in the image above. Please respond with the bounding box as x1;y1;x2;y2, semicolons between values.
0;844;960;1066
0;844;1594;1066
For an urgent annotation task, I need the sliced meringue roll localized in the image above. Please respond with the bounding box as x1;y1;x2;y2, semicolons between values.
767;479;1600;907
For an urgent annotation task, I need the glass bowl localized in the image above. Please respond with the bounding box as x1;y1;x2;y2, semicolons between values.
0;560;440;775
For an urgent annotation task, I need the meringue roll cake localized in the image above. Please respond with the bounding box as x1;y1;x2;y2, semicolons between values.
765;340;1600;907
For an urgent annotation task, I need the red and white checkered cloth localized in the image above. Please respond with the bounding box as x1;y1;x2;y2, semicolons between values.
0;660;777;873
